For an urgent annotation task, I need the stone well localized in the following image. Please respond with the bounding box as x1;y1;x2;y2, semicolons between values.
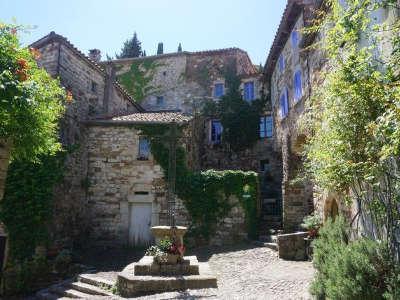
117;226;217;297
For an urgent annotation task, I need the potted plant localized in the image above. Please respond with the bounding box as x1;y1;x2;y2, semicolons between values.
301;213;322;239
145;238;186;265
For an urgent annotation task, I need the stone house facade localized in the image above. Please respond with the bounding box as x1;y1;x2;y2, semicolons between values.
264;0;400;231
30;32;142;246
25;32;278;248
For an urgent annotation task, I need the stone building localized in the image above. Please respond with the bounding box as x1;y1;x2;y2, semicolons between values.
25;31;281;248
264;0;400;230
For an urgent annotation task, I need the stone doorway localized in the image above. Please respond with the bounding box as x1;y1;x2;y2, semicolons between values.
128;202;153;247
324;198;339;221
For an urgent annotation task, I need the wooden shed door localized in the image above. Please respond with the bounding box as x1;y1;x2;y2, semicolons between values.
129;203;152;247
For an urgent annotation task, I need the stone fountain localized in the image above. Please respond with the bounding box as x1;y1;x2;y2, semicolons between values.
116;122;217;297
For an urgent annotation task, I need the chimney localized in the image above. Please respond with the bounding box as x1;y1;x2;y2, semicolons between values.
88;49;101;62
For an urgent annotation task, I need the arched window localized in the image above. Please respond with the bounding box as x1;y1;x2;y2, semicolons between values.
293;70;302;101
280;88;289;118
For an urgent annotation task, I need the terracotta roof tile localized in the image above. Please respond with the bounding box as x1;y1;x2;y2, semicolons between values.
87;111;192;125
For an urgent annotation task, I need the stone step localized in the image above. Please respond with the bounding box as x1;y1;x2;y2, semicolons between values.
252;240;278;251
258;234;277;243
78;273;115;289
49;285;90;298
68;281;114;296
36;290;75;300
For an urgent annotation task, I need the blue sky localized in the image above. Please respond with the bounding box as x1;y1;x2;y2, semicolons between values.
0;0;286;65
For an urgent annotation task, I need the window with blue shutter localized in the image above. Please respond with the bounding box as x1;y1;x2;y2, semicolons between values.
291;30;299;48
138;137;150;160
294;70;302;101
280;89;289;118
278;54;285;73
156;96;164;106
211;120;223;144
260;115;273;138
244;81;255;101
214;83;224;98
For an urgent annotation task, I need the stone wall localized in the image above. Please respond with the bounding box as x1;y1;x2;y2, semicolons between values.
269;12;315;231
33;37;138;246
112;49;261;114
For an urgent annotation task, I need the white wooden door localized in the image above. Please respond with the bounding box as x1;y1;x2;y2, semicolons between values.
129;202;152;247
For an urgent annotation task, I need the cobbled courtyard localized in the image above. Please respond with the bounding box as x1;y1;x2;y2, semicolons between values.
81;244;314;300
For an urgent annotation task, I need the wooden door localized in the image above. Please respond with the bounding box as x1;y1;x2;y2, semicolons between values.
129;203;152;247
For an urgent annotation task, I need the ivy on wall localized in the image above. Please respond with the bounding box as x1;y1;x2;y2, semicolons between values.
117;59;163;102
0;151;65;261
137;124;260;240
202;66;267;151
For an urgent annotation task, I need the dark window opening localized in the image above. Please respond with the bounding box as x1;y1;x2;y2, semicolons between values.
91;81;97;93
210;120;223;144
156;96;165;106
135;191;149;195
138;137;150;160
260;159;270;172
260;115;273;138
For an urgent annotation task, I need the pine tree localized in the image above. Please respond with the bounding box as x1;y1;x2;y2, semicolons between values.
116;32;143;59
143;50;147;57
177;43;182;52
157;42;164;55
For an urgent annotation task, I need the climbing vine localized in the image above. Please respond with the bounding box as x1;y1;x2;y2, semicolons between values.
303;0;400;259
136;124;259;240
117;59;163;102
202;65;267;151
0;151;65;261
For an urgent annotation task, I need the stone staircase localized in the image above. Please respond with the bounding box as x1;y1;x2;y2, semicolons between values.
36;273;115;299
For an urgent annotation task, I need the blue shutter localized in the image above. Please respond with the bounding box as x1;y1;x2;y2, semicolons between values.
214;83;224;98
266;116;273;137
138;137;150;159
279;54;285;72
280;89;289;118
294;71;302;101
291;30;298;48
211;120;223;143
260;117;266;138
244;82;254;101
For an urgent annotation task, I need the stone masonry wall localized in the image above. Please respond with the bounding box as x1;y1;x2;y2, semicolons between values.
35;40;138;247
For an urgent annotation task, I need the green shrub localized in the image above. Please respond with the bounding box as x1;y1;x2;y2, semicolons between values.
311;216;399;299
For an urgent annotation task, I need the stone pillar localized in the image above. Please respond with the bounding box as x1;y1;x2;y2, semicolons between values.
0;140;11;202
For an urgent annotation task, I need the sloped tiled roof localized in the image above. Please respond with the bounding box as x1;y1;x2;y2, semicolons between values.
87;111;192;125
30;32;144;112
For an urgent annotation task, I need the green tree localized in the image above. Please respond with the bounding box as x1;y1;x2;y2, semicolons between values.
177;43;182;52
157;42;164;55
116;32;143;59
0;23;66;201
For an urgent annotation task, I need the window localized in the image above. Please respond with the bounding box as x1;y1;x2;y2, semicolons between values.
91;81;97;93
280;89;289;118
278;54;285;73
210;120;223;144
293;70;302;101
138;137;150;160
260;115;273;138
214;83;225;98
156;96;164;106
291;30;299;48
244;81;255;101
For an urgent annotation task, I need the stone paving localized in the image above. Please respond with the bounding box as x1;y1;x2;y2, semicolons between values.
84;244;314;300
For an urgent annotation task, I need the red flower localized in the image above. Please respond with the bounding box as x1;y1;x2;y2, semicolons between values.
17;58;28;70
15;69;28;82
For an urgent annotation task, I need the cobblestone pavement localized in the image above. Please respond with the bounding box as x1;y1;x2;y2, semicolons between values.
86;244;314;300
